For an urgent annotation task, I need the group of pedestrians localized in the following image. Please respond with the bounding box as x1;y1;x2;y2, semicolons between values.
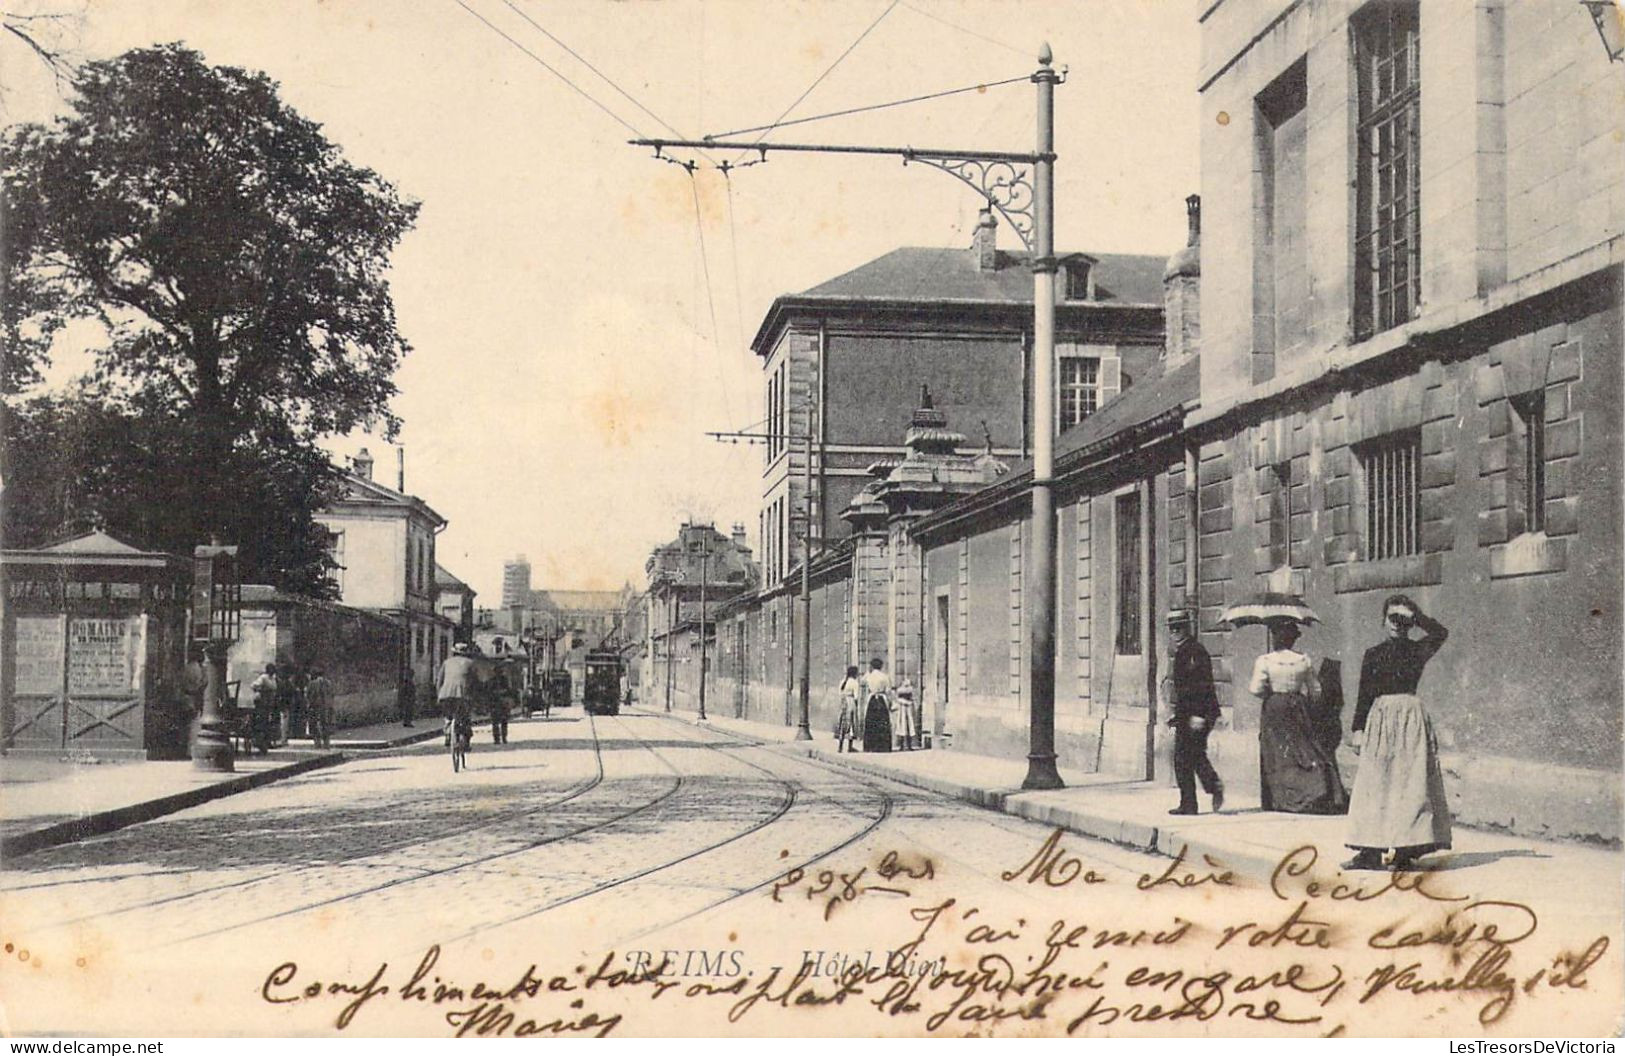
245;662;335;752
1165;593;1452;871
833;659;923;753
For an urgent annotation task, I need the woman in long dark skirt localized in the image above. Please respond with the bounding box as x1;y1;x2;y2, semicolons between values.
860;657;893;753
1343;595;1451;871
1250;619;1348;814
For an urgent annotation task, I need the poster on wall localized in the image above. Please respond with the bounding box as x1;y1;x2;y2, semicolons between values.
12;616;65;696
68;618;139;696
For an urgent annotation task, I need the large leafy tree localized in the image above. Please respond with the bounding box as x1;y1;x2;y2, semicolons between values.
2;44;419;590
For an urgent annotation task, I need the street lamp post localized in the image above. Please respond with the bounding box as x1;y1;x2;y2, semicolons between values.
640;45;1065;785
190;542;240;773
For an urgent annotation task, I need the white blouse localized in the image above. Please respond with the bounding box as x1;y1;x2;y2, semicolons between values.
1248;649;1320;698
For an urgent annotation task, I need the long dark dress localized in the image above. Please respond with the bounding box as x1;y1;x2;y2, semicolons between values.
862;693;893;753
1253;650;1348;814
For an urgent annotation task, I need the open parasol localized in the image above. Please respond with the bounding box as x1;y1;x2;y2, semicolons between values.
1218;592;1320;629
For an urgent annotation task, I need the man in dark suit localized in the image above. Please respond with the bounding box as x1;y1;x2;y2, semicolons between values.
1166;607;1224;815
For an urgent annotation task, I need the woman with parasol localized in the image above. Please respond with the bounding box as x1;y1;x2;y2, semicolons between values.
1225;594;1348;815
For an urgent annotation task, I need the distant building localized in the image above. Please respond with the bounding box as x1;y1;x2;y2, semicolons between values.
748;212;1166;587
314;447;454;697
434;563;477;648
501;555;532;610
642;523;759;713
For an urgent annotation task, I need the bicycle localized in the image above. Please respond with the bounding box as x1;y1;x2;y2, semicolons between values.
450;707;473;772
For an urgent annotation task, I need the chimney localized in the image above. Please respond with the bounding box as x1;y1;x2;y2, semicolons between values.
353;447;374;481
1162;194;1201;365
973;207;998;271
396;446;406;492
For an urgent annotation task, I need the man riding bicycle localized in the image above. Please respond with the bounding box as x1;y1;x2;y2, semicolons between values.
437;641;481;752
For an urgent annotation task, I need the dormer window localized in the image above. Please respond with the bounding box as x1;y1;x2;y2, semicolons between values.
1064;258;1093;301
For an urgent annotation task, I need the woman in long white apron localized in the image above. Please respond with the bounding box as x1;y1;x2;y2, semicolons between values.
1344;595;1451;871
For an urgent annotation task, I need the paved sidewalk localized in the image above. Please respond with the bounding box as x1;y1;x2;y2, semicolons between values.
285;714;450;750
1;749;344;858
642;706;1622;886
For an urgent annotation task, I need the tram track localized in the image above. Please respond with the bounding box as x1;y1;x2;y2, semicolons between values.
16;714;612;933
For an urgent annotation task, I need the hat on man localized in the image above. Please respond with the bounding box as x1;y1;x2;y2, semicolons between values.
1165;606;1197;627
452;641;473;656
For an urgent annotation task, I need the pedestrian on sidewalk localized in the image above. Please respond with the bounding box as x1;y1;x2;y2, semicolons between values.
306;666;334;749
290;666;310;741
834;665;861;752
1165;607;1224;816
1251;619;1348;815
1343;596;1452;872
894;678;919;751
274;662;296;747
400;664;416;728
860;658;894;753
249;663;278;755
489;665;512;745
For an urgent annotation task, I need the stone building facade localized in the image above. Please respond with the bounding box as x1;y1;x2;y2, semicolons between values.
749;216;1166;588
1183;0;1623;841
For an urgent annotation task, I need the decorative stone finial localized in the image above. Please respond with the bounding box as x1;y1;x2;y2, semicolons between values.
921;384;933;410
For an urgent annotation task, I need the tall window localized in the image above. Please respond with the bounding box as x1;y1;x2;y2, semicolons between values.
1354;1;1421;339
1268;461;1292;569
1115;491;1142;655
1356;430;1421;560
1258;59;1309;360
1059;357;1100;429
1510;391;1546;535
327;530;345;596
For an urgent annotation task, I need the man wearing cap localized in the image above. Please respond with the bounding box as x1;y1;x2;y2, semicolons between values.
1165;607;1224;815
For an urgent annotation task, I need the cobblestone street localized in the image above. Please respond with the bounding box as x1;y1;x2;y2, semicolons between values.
2;711;1620;1037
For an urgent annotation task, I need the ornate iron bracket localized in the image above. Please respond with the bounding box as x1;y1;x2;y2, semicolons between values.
904;153;1035;252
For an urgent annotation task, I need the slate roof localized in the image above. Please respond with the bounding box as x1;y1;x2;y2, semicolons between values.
800;247;1166;307
434;564;474;593
36;530;154;556
529;589;625;612
326;470;447;528
909;355;1201;540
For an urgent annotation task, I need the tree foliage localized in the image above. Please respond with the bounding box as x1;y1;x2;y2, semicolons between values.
2;44;418;591
3;391;344;597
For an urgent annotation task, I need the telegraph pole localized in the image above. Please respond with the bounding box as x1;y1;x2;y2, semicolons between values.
794;428;813;740
698;538;709;721
1022;49;1064;788
651;46;1064;782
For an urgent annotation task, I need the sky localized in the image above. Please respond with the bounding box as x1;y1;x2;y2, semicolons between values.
3;0;1200;604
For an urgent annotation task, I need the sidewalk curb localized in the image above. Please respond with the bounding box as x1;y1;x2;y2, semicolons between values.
1;752;347;860
288;726;446;751
638;708;1289;876
789;746;1283;877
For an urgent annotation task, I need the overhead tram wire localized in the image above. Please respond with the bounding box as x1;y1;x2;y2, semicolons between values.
724;170;749;364
503;0;722;167
688;168;735;424
452;0;647;139
897;0;1033;61
732;0;902;165
702;74;1031;142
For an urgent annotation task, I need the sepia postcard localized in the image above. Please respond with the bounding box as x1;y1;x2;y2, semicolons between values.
1;0;1622;1040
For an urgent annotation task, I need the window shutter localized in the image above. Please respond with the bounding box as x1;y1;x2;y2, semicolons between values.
1099;354;1122;405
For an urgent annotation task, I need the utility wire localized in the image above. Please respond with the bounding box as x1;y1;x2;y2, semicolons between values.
724;171;749;364
505;0;718;165
689;169;735;423
898;0;1034;61
452;0;646;139
735;0;901;162
704;73;1030;141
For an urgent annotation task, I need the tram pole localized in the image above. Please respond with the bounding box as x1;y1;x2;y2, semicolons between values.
698;539;709;721
795;428;814;740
